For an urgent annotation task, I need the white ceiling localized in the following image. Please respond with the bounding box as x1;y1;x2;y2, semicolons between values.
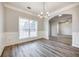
5;2;78;16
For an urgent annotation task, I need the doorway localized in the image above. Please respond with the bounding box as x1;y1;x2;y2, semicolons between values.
49;14;72;45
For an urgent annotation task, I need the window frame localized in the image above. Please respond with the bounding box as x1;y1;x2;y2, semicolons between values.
19;17;38;39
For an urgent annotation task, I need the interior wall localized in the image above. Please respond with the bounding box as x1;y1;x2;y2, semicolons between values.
71;5;79;48
0;3;5;56
51;22;58;36
5;7;44;32
59;21;72;35
44;18;50;39
50;17;72;36
4;7;45;46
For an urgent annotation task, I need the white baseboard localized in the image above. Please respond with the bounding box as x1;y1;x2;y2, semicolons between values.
72;43;79;48
0;45;5;56
5;36;44;46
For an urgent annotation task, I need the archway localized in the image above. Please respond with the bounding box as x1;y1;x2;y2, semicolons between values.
49;14;72;45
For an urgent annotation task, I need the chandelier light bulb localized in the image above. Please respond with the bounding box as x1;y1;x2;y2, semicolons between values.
46;12;49;14
41;12;43;14
37;2;49;19
59;14;62;16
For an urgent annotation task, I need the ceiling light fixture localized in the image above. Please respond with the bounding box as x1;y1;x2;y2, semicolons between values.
58;14;62;17
27;7;31;9
38;2;49;19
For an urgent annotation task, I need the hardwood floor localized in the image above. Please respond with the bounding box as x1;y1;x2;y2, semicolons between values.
1;38;79;57
50;36;72;45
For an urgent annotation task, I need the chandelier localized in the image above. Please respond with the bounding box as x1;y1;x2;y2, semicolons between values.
38;2;49;18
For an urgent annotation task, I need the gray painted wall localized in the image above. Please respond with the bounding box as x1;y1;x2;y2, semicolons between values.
4;7;44;32
0;3;5;56
59;21;72;35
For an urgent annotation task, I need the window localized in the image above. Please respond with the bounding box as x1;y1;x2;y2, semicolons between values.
19;17;37;39
30;20;37;37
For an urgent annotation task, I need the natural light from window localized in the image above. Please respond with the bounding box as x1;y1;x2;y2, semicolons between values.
19;17;37;39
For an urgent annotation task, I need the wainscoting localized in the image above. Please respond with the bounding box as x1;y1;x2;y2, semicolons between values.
72;32;79;48
4;31;45;46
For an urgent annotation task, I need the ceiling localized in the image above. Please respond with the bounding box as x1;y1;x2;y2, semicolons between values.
4;2;78;17
50;14;72;22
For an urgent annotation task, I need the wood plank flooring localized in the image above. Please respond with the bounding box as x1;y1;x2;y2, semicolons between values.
50;36;72;45
1;38;79;57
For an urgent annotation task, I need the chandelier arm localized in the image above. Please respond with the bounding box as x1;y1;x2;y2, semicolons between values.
43;2;45;15
38;2;48;19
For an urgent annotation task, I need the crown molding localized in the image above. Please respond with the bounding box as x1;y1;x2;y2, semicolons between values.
49;3;79;20
4;4;38;18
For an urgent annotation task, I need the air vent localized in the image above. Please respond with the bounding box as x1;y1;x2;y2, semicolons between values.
27;7;31;9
